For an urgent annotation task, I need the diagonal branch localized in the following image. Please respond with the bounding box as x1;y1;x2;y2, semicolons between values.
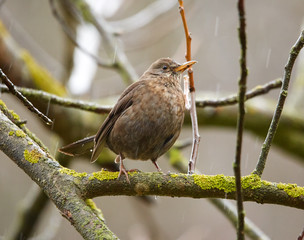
0;68;53;125
254;29;304;177
49;0;114;69
0;108;118;239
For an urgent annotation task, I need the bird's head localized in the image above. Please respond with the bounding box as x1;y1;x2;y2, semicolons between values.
145;58;197;79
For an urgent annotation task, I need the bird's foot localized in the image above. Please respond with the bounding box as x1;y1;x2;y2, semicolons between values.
117;167;130;183
151;160;162;172
117;155;130;183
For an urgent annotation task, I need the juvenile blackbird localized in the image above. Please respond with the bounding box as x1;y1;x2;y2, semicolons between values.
59;58;196;181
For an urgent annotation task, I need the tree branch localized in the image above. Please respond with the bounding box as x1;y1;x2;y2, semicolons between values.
234;0;247;238
0;68;53;125
78;171;304;210
1;79;281;114
1;101;304;239
0;108;118;239
254;29;304;176
3;81;304;165
1;106;303;210
196;79;281;108
0;84;112;114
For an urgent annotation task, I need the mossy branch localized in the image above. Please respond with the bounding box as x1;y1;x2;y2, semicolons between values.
1;105;304;214
0;106;118;240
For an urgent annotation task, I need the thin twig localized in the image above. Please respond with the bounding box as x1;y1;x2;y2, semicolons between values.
253;29;304;177
196;79;282;108
235;0;247;239
48;0;114;69
0;68;53;125
0;84;111;114
0;80;281;114
178;0;200;174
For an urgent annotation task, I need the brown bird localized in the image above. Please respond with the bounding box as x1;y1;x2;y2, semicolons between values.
59;58;196;182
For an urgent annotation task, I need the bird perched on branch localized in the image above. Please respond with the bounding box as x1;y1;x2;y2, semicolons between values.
59;58;196;182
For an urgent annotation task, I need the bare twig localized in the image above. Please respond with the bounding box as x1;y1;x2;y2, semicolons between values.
234;0;247;239
178;0;200;174
196;79;282;108
49;0;114;69
253;30;304;177
0;68;53;125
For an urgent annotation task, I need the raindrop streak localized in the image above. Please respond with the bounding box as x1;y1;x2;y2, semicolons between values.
223;200;227;211
51;119;55;131
53;141;59;157
45;98;51;116
244;153;249;169
214;16;219;37
266;48;272;68
112;44;118;64
215;83;220;98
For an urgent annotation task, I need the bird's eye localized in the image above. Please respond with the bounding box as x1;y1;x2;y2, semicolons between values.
162;65;168;70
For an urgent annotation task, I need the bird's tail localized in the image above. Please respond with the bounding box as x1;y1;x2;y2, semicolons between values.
59;135;95;156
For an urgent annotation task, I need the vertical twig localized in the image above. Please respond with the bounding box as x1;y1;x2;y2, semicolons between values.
178;0;200;174
0;68;53;125
235;0;247;239
253;30;304;177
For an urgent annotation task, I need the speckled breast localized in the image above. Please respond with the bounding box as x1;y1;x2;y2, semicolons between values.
107;79;185;161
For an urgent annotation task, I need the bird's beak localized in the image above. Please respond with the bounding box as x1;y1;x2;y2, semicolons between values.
174;60;197;72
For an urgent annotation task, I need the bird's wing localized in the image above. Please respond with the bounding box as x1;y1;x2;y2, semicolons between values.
91;81;144;162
